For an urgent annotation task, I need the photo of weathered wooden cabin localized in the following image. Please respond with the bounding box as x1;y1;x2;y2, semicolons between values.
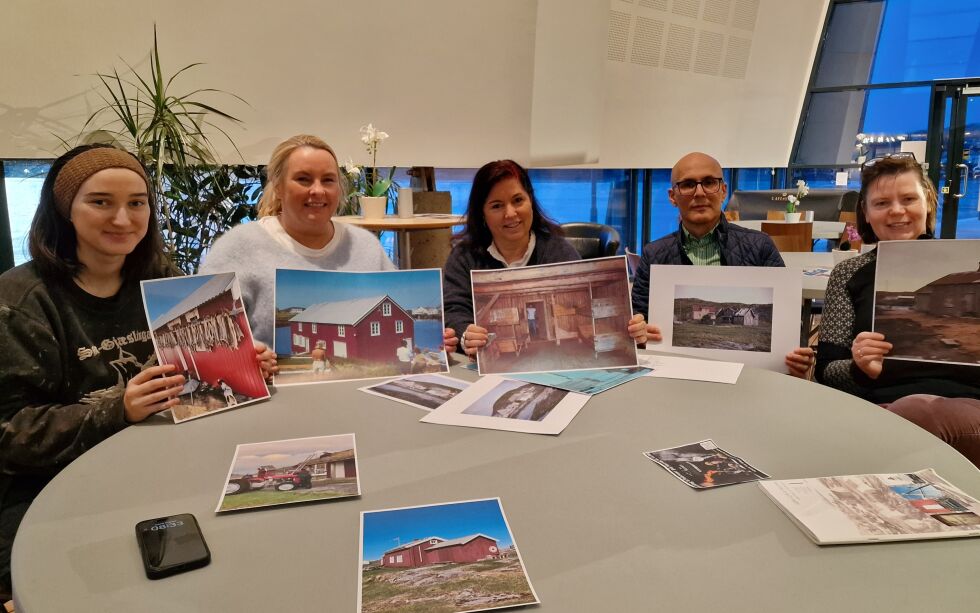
671;285;774;352
471;256;637;374
874;239;980;365
380;534;501;569
141;273;269;423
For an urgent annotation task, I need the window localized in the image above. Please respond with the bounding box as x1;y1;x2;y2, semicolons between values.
338;325;346;337
388;556;394;563
382;302;392;316
311;323;317;334
395;320;404;333
298;322;303;332
2;160;50;268
395;554;403;563
370;322;380;336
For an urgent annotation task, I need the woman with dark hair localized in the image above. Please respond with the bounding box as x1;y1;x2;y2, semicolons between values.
0;144;274;599
815;154;980;466
443;160;656;356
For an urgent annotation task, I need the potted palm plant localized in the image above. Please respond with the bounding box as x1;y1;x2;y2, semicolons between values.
75;26;258;273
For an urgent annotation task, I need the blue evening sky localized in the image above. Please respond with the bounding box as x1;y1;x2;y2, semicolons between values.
275;269;442;311
362;499;514;561
142;275;219;323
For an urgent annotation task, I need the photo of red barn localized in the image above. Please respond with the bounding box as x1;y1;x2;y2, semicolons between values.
145;273;269;422
380;534;500;569
288;294;414;362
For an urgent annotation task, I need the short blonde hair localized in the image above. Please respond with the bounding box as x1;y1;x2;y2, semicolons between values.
257;135;345;217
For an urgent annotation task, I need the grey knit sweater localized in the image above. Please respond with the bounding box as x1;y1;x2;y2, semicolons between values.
200;218;396;347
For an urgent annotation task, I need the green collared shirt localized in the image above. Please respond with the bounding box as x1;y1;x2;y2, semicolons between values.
681;222;722;266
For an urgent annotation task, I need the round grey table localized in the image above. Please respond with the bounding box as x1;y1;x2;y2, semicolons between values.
13;356;980;612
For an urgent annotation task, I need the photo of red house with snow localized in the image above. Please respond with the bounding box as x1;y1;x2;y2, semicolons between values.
381;534;501;568
142;272;269;423
288;294;414;362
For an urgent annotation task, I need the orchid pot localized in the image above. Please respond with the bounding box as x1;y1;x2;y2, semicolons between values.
359;195;387;219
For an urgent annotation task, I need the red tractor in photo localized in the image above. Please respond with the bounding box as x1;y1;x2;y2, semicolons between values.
224;453;317;495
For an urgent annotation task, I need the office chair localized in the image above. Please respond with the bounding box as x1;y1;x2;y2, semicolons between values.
560;223;621;259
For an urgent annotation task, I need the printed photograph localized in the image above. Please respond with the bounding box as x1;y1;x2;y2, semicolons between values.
472;256;637;375
648;265;802;371
813;472;980;537
644;439;769;489
671;285;774;352
360;374;471;411
874;239;980;366
274;269;449;385
216;434;360;512
507;366;650;395
359;498;538;613
420;375;590;435
141;273;269;423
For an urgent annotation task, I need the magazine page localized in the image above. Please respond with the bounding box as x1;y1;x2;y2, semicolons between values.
759;469;980;545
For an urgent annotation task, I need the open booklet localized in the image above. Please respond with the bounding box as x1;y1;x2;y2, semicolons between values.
759;469;980;545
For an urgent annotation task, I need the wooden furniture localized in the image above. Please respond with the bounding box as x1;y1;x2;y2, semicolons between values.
485;306;528;357
732;219;845;240
591;296;628;358
333;213;465;268
762;221;814;252
723;209;740;221
766;209;786;220
838;210;857;224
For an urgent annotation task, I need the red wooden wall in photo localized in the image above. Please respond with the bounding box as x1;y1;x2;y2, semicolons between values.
158;292;267;399
291;297;414;362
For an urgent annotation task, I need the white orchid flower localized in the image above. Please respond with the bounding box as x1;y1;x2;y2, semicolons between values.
787;195;798;205
375;130;389;142
343;158;361;176
360;123;376;145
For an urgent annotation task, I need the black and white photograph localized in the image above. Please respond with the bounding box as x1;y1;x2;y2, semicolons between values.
644;439;769;489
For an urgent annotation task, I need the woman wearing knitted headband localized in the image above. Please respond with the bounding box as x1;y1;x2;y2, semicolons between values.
0;144;275;599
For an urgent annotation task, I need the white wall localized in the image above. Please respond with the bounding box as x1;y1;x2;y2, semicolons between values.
598;0;829;168
1;0;826;169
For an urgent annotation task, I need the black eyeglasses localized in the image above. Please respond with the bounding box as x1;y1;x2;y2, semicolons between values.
861;151;917;169
673;177;724;196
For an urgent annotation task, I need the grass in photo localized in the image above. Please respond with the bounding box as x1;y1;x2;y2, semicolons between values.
359;498;537;613
216;434;360;512
671;284;774;352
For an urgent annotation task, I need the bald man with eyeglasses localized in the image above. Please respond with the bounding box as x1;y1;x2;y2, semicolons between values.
632;152;815;378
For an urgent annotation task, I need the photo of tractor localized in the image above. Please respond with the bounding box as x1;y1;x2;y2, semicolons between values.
225;462;313;495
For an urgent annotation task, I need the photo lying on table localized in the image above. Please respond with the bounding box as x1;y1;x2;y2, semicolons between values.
648;265;802;371
644;439;769;489
420;375;589;435
506;366;650;395
471;256;637;375
140;272;269;423
359;498;538;613
873;239;980;366
274;268;448;385
216;433;360;512
359;374;471;411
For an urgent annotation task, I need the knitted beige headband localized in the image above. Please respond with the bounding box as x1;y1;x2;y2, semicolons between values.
53;148;150;219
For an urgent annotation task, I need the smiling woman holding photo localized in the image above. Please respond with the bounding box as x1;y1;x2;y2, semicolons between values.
442;159;655;357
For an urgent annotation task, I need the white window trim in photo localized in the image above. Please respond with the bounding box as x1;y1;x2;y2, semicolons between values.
370;322;381;336
298;322;303;332
311;323;318;334
338;325;346;337
382;302;392;316
395;320;404;333
312;464;326;476
395;554;403;563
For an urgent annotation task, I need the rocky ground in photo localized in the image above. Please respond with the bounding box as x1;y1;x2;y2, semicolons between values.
361;557;535;613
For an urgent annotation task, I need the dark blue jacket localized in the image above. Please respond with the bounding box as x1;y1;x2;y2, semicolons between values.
631;218;784;316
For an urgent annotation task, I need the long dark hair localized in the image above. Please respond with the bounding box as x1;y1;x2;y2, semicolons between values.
857;155;937;243
28;144;175;283
456;160;561;250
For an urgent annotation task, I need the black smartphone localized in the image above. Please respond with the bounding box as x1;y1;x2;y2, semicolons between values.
135;513;211;579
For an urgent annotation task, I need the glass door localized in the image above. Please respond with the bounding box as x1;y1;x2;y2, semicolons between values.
926;80;980;238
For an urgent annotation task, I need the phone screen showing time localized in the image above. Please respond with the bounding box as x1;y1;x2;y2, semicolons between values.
135;513;211;579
